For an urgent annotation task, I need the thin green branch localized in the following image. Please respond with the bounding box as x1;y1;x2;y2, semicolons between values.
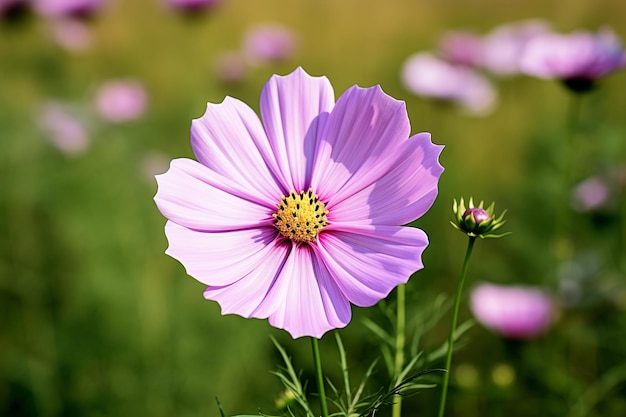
437;236;476;417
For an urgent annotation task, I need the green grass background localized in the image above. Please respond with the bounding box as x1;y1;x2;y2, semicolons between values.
1;0;626;416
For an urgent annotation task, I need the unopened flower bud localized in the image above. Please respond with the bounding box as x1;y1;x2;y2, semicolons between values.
452;197;509;238
463;207;490;224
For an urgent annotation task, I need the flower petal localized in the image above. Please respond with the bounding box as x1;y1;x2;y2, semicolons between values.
165;221;279;286
260;67;335;192
191;96;286;200
252;244;351;338
154;158;273;231
203;241;291;318
328;133;444;225
310;84;411;203
315;225;428;307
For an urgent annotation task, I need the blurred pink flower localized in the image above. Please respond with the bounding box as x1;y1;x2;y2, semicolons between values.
438;30;484;67
154;68;444;338
481;19;551;76
38;101;89;155
470;283;555;340
213;51;248;84
95;79;148;123
520;27;626;90
33;0;105;19
243;24;297;65
0;0;28;19
164;0;221;13
48;18;92;51
401;52;497;116
571;176;610;212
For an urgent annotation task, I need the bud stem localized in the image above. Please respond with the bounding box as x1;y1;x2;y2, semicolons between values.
437;236;476;417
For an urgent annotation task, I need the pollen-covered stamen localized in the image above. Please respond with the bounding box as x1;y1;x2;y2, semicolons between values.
272;189;329;243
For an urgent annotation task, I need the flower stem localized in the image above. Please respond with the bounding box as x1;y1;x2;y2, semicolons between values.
437;236;476;417
311;337;329;417
392;283;406;417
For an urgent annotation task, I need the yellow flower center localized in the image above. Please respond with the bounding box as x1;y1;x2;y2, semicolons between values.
273;189;329;243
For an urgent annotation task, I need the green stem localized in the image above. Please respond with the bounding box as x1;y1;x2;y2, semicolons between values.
391;283;406;417
311;337;329;417
550;93;583;287
437;236;476;417
618;126;626;274
566;92;582;141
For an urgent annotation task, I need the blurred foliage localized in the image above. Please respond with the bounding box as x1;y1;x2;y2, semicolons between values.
1;0;626;416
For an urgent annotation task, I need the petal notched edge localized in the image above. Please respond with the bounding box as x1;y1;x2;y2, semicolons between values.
311;84;412;203
190;96;285;199
260;67;335;191
316;225;428;307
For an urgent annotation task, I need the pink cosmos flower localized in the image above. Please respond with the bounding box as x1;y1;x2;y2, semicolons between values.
164;0;221;13
243;24;297;65
213;51;248;84
438;30;484;68
154;67;444;338
95;79;148;123
48;18;93;51
38;101;89;155
33;0;105;19
520;27;626;91
0;0;28;19
480;19;551;76
401;52;497;116
571;176;610;212
470;283;555;340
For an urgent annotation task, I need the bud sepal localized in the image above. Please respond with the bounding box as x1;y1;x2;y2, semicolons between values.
451;197;509;238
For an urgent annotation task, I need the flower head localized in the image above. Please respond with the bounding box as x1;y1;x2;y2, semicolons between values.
0;0;29;22
571;176;611;212
47;18;93;51
213;51;248;84
38;100;89;155
437;30;484;68
33;0;105;19
470;282;555;340
480;19;551;76
94;79;148;123
163;0;221;14
519;27;626;92
243;24;297;65
154;68;444;338
401;52;497;116
451;197;508;238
